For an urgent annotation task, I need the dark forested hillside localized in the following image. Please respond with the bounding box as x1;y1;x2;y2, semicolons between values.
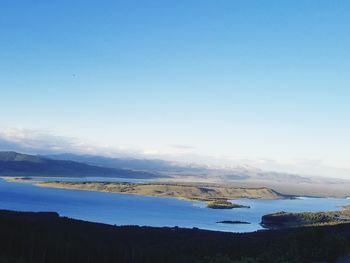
0;151;158;178
0;210;350;263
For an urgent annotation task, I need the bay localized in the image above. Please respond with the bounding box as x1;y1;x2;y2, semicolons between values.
1;178;349;232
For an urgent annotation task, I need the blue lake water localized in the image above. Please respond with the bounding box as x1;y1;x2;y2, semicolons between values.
26;176;158;183
1;178;350;232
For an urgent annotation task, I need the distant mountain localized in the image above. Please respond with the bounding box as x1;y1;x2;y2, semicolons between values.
0;151;159;178
44;153;313;182
44;153;207;173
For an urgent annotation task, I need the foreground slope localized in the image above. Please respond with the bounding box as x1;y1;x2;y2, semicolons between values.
1;210;350;263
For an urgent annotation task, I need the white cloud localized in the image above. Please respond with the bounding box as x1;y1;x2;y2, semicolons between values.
0;127;125;156
0;127;349;179
0;128;85;154
171;144;196;150
0;127;194;158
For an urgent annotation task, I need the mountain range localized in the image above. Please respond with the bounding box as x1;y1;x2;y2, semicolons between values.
0;151;159;178
0;151;328;183
44;153;312;182
2;151;350;198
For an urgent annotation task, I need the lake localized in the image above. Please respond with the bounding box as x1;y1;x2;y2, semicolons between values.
1;178;349;232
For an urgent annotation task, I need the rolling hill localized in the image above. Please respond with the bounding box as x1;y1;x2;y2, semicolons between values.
0;151;159;178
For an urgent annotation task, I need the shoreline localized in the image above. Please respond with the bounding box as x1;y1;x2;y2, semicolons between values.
35;180;287;201
3;175;350;199
2;176;291;209
2;177;350;232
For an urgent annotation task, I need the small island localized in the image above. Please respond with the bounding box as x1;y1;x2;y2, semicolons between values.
216;220;251;224
206;200;250;209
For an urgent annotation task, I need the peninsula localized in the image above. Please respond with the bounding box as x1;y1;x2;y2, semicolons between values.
35;181;285;201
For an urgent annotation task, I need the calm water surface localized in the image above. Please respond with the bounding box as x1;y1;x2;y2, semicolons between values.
1;178;349;232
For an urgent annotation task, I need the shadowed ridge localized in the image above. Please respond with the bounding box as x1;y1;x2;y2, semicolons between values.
0;151;44;163
0;151;160;178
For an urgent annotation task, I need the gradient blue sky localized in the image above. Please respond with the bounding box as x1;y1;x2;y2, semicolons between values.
1;1;350;177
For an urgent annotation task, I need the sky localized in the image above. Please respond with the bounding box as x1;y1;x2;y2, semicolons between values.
1;1;350;178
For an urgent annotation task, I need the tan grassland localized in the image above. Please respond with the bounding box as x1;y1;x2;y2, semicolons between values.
35;181;286;201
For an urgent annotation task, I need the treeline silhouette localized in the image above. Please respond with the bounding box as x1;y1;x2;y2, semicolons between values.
0;210;349;263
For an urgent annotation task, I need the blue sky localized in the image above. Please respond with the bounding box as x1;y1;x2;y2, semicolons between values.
1;1;350;177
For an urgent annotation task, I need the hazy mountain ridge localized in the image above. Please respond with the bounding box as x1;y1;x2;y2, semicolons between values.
42;152;350;198
44;153;212;174
45;153;180;170
0;151;159;178
45;153;318;183
2;151;350;197
0;151;43;163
